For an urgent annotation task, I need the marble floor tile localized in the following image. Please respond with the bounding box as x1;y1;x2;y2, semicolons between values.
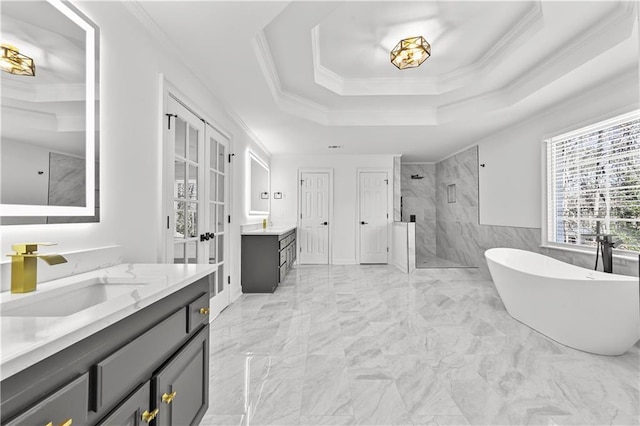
349;379;411;425
301;353;353;416
199;264;640;426
298;415;356;425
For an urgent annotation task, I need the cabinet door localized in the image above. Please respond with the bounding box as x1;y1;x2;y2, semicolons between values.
97;381;153;426
4;373;89;426
153;326;209;426
93;308;187;411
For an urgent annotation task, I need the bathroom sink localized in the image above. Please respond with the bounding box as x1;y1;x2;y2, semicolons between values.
1;277;160;317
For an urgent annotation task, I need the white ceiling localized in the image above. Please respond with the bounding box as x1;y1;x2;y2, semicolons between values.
130;0;639;162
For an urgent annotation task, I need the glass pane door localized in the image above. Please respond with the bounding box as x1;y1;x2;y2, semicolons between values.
167;97;204;265
165;95;229;319
206;124;229;317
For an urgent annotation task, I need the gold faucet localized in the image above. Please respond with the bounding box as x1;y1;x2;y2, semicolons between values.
6;243;67;293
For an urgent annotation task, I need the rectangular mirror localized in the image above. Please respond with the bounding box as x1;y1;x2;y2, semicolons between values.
249;152;269;215
0;0;99;225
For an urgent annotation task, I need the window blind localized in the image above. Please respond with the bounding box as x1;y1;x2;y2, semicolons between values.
546;111;640;252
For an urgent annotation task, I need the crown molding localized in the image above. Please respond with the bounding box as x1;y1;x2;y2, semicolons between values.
256;29;437;125
253;30;329;125
440;1;544;86
2;80;86;102
438;0;637;123
125;1;272;152
504;0;636;101
310;1;543;97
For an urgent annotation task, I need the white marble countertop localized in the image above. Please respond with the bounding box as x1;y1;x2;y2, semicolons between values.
0;263;216;380
241;225;296;236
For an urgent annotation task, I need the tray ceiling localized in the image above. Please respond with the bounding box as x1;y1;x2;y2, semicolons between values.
130;1;639;162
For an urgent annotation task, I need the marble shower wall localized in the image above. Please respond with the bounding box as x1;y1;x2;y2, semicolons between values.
432;146;639;277
48;152;86;207
401;164;436;261
435;147;481;266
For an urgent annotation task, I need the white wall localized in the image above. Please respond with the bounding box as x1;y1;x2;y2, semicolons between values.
478;69;639;228
0;1;269;302
270;154;394;264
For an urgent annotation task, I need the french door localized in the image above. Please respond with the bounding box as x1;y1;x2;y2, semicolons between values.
164;94;230;319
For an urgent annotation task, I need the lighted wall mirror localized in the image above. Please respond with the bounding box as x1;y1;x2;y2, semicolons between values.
0;0;99;225
249;152;269;215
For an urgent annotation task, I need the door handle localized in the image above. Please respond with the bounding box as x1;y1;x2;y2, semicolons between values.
200;232;215;242
321;221;328;225
360;221;368;225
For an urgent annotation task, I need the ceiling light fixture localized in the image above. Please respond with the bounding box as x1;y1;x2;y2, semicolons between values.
0;44;35;76
390;36;430;70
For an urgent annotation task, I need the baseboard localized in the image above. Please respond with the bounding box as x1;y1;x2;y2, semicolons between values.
332;258;357;265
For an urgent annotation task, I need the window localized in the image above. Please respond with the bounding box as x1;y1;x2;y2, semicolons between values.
546;111;640;252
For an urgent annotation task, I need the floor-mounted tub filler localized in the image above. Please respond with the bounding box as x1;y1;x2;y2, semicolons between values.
485;248;640;356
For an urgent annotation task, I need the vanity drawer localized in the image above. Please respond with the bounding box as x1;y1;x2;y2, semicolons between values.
279;263;287;283
5;373;89;426
186;292;210;333
279;249;287;266
93;308;187;412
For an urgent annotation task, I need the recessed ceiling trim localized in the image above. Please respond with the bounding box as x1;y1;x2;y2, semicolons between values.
438;0;637;122
2;79;86;102
311;1;544;97
255;30;436;126
503;0;637;101
125;1;272;150
3;105;61;133
253;30;329;125
311;25;442;96
443;1;544;84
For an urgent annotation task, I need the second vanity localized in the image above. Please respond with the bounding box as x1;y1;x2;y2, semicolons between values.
241;226;297;293
0;263;215;426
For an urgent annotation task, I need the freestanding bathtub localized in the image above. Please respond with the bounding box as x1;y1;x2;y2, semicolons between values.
485;248;640;356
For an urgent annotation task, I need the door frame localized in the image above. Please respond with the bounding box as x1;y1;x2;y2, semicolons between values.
159;75;233;317
356;168;393;264
297;168;334;265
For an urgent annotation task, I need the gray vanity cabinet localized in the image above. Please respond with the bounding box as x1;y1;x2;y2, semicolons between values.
153;326;209;426
1;274;212;426
97;381;151;426
241;228;296;293
3;373;89;426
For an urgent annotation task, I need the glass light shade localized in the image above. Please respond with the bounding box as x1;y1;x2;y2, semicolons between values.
0;44;35;76
390;36;431;70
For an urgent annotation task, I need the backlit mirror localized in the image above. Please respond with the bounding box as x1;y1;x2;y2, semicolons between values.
0;0;99;225
249;152;269;215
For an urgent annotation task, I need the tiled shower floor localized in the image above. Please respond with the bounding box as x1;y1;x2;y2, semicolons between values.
200;265;640;425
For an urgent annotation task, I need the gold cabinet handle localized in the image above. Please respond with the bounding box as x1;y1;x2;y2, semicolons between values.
199;307;209;315
45;420;72;426
162;390;177;404
141;408;159;423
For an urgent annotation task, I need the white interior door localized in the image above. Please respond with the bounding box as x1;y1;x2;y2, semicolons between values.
359;171;389;264
299;172;330;264
164;95;230;319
